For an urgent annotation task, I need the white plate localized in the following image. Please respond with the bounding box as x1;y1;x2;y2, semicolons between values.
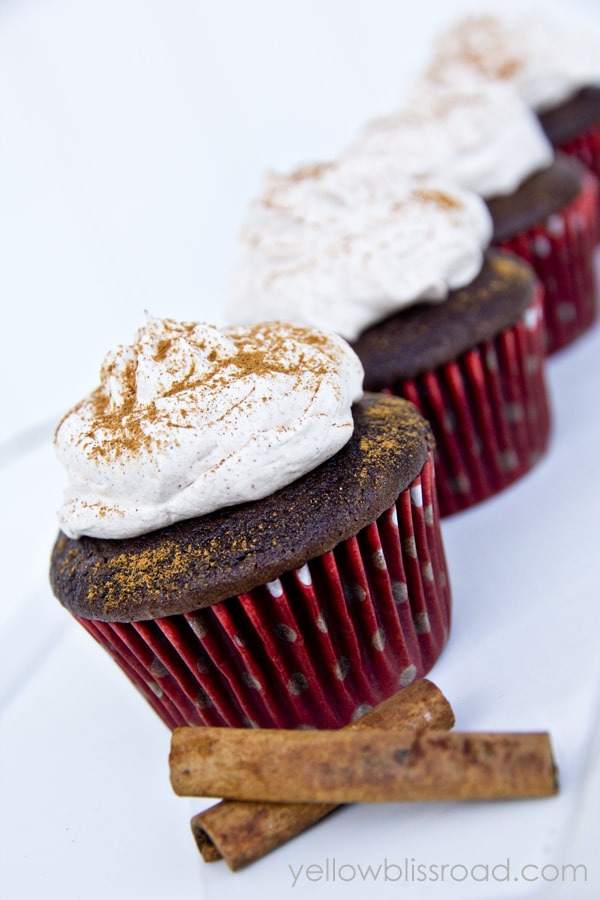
1;1;600;898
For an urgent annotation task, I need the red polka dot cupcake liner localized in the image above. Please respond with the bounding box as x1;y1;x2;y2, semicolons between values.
385;285;551;517
552;121;600;242
73;453;451;730
494;169;599;355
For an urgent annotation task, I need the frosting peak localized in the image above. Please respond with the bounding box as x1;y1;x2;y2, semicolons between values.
55;317;364;539
343;80;553;198
425;13;600;112
228;164;492;340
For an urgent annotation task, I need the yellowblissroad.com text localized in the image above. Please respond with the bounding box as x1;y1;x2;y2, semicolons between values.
288;857;588;887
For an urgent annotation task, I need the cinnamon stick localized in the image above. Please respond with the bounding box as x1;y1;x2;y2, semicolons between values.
171;728;557;804
188;679;454;870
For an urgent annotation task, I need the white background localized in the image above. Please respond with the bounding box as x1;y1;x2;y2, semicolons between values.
1;1;599;898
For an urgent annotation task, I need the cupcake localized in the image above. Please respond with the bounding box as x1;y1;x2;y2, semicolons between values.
228;163;551;516
424;12;600;196
351;250;550;516
49;316;451;730
342;81;599;355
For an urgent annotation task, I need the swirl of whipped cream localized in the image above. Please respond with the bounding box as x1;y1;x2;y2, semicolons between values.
343;81;553;199
228;163;492;341
55;316;364;539
425;13;600;112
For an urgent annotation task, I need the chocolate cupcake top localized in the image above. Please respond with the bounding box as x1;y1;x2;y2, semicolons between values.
50;393;434;622
352;251;538;386
538;86;600;145
486;153;585;243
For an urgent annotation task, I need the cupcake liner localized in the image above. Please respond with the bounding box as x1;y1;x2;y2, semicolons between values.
72;453;451;730
386;285;551;517
494;170;599;354
552;120;600;240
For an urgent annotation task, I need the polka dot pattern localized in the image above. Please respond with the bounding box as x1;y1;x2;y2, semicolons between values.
552;123;600;242
372;549;387;570
496;169;598;355
533;235;551;258
195;688;213;709
288;672;310;695
546;214;564;238
334;657;350;681
315;611;328;633
399;664;417;687
372;628;386;652
557;303;577;324
196;655;209;674
403;536;417;558
295;564;312;586
344;583;367;604
242;671;262;691
414;612;431;634
352;703;372;720
393;285;551;517
506;402;524;423
266;578;283;598
273;622;298;642
76;453;451;730
421;562;434;583
392;581;408;603
150;657;168;679
187;613;207;639
410;485;423;508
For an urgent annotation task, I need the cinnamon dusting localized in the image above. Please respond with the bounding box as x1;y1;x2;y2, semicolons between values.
427;15;525;84
49;395;434;620
57;321;345;466
393;188;463;214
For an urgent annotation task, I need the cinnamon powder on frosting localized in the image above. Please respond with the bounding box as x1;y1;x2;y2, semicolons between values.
50;395;433;620
426;15;524;84
54;318;364;541
60;323;335;466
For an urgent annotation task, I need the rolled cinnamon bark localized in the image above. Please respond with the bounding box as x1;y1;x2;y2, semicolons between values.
188;679;454;870
171;728;557;804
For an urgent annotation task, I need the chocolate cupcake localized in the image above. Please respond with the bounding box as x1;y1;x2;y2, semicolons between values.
342;81;598;354
485;152;597;351
352;250;550;516
228;163;551;516
424;12;600;205
50;317;451;729
539;87;600;190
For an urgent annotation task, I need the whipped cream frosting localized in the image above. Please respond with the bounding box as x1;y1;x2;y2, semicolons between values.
228;163;492;341
55;316;364;539
343;81;554;199
425;13;600;113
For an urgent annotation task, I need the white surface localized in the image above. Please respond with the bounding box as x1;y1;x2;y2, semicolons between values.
1;1;599;898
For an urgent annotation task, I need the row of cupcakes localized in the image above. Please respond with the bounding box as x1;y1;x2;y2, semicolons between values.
227;10;600;513
49;11;600;734
422;12;600;194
